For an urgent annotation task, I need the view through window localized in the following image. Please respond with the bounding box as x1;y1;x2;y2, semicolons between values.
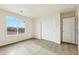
18;19;25;33
6;16;25;35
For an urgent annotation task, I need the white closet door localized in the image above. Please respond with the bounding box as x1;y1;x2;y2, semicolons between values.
63;17;75;44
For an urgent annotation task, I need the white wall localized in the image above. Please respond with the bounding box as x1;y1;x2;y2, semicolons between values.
34;12;61;44
34;19;42;39
77;9;79;50
76;7;79;50
0;9;33;46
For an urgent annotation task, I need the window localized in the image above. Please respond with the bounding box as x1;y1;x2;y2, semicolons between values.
6;16;25;35
6;16;17;35
18;19;25;33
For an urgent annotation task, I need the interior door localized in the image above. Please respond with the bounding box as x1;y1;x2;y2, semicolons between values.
63;17;76;44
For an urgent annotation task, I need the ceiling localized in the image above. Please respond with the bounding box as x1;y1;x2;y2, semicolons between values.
0;4;78;18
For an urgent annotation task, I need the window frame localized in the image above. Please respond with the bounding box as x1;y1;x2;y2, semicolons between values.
6;16;26;36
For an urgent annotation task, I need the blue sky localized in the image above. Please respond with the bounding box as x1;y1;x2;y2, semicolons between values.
6;16;25;28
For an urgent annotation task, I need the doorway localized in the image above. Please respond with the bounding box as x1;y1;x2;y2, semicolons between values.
61;12;78;45
62;17;76;44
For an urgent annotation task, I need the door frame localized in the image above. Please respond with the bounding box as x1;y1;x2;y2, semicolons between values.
60;14;78;45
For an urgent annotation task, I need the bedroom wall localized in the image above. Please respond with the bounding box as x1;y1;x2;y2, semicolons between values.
0;9;33;46
77;8;79;50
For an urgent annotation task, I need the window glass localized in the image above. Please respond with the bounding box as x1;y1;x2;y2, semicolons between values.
18;19;25;33
6;16;25;35
6;16;17;35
